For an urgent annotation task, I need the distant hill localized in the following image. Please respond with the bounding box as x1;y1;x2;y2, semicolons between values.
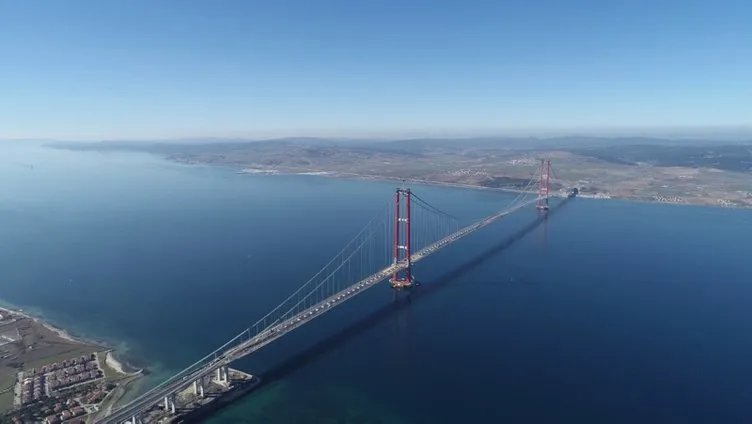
47;137;752;174
44;135;752;207
47;134;751;154
567;144;752;172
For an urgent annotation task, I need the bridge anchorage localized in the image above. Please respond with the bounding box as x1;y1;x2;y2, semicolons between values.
536;158;551;212
390;187;415;289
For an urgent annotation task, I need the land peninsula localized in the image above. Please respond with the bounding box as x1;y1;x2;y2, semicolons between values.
52;137;752;208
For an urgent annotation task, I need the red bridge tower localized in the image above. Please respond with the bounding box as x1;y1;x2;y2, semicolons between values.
536;159;551;211
390;187;414;289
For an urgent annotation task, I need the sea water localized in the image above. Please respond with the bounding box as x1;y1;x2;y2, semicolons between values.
1;143;751;423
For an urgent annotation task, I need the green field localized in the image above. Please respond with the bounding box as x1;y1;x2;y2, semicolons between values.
0;372;16;413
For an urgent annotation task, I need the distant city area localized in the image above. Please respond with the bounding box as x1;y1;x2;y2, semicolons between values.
52;137;752;208
0;303;259;424
0;309;141;424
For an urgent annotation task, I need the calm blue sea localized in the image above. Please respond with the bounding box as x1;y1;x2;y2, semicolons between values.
1;143;751;423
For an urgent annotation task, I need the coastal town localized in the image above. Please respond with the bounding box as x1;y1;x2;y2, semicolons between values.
0;308;141;424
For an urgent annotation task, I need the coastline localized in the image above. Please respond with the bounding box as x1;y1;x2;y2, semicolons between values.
0;304;145;375
233;165;752;210
0;304;102;349
340;173;751;209
237;166;537;195
105;350;142;376
106;351;127;374
0;302;147;417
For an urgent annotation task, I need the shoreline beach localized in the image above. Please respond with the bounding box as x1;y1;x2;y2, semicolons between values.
106;350;143;376
0;303;147;418
0;304;103;349
0;304;146;375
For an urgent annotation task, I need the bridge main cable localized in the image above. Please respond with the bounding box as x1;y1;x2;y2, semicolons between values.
99;173;549;423
104;202;392;410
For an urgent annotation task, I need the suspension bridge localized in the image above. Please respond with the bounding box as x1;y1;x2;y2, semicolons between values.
100;160;563;424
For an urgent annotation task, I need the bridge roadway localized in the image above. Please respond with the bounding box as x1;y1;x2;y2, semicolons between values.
99;196;541;424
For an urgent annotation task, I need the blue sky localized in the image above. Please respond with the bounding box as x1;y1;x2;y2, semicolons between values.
1;0;751;140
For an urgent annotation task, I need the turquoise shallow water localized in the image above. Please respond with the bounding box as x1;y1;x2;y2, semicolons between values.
1;143;751;423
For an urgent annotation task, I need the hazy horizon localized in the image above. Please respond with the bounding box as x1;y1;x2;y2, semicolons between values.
4;125;752;144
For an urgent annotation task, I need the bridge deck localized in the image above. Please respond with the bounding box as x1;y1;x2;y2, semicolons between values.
99;197;540;424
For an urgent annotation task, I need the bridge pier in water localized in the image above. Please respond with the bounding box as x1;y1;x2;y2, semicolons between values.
390;187;414;289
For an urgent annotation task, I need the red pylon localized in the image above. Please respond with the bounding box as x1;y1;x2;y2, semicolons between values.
536;159;550;211
390;187;414;289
